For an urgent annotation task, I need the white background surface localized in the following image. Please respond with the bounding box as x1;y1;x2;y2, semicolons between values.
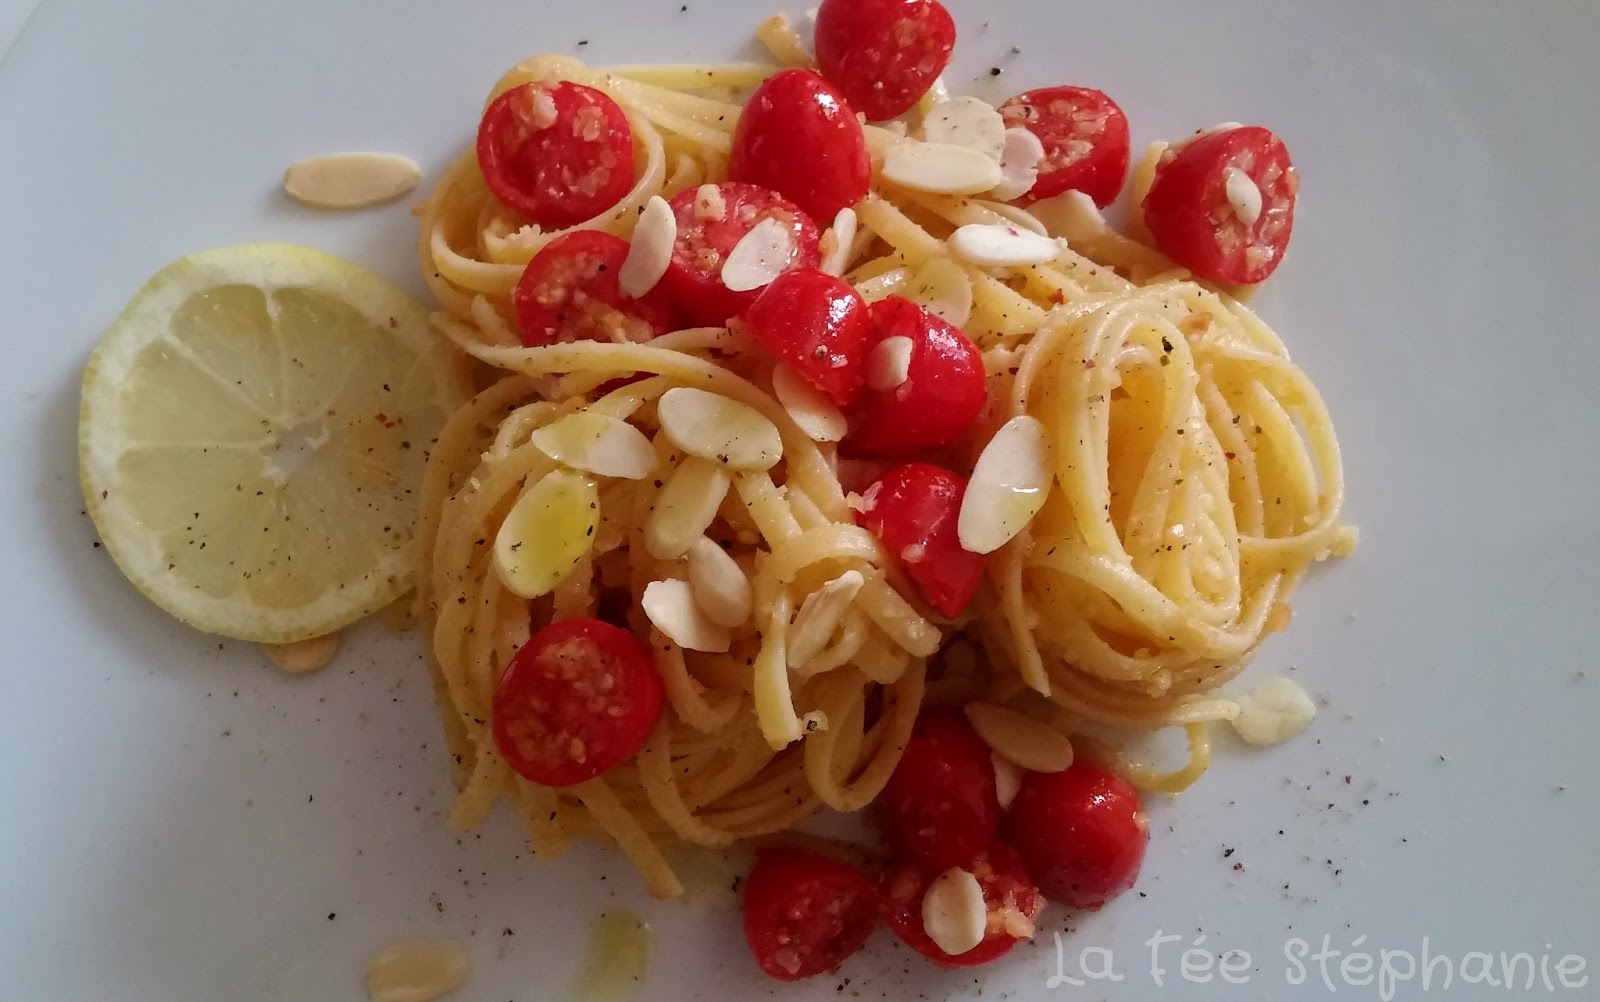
2;1;1598;1000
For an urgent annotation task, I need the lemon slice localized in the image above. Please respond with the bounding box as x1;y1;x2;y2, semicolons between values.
79;244;471;643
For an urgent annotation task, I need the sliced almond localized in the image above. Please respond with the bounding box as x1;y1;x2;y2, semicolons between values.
882;141;1004;195
958;415;1052;554
686;536;753;628
820;207;858;276
991;752;1023;810
906;257;973;328
644;578;731;652
1167;121;1244;156
494;470;599;598
1223;166;1263;225
988;127;1046;201
922;96;1007;161
365;939;468;1002
1229;677;1317;746
922;868;987;957
657;387;783;471
772;363;847;442
530;411;657;480
787;569;865;668
693;183;727;221
1026;189;1109;245
646;457;732;560
721;217;796;292
283;152;422;210
619;195;676;298
263;632;340;674
965;702;1074;773
865;336;914;392
948;224;1062;267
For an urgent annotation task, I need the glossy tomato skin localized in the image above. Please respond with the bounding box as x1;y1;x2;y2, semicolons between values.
877;709;1001;871
855;463;984;618
881;842;1044;968
814;0;957;121
477;81;636;227
739;267;872;406
742;847;881;981
663;181;821;327
512;230;679;346
1002;763;1148;910
845;297;986;457
998;86;1131;207
1142;125;1298;284
729;69;871;224
492;618;665;788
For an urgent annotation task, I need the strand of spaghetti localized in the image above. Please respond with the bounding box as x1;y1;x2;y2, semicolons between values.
653;633;744;732
447;741;510;830
804;658;925;811
993;534;1050;694
571;777;684;898
751;592;801;748
638;721;740;847
733;472;802;543
605;62;777;89
756;14;814;68
512;777;570;858
854;193;947;263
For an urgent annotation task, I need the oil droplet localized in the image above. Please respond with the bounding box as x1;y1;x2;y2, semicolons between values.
572;909;651;1002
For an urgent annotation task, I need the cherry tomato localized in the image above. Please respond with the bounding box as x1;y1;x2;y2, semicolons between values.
877;709;1001;871
511;230;679;346
881;842;1044;968
845;296;986;457
1002;763;1149;910
1142;125;1298;285
739;267;872;406
998;86;1131;207
813;0;957;121
663;181;821;327
855;463;984;618
491;617;665;788
742;847;881;981
729;69;871;224
477;81;636;227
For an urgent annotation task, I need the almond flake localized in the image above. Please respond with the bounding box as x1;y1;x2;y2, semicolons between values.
1230;677;1316;746
820;207;858;276
657;388;783;471
965;702;1074;773
787;570;865;668
1168;121;1244;155
866;336;914;392
1223;166;1263;225
644;578;731;652
772;363;847;442
530;411;657;480
721;217;796;292
906;256;973;327
922;96;1007;161
619;195;676;298
988;127;1046;201
1026;190;1109;245
922;868;987;957
958;415;1052;554
693;183;727;221
882;141;1004;195
645;458;731;560
687;536;753;627
494;470;599;599
992;752;1023;809
948;224;1062;266
365;939;468;1002
282;152;421;210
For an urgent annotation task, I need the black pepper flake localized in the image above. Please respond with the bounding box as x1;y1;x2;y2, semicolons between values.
577;39;589;46
988;66;1002;76
1161;336;1174;352
327;912;336;920
1223;846;1235;858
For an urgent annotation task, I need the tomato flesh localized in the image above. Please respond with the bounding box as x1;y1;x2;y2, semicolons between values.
845;296;986;457
729;69;871;224
855;463;984;618
814;0;957;121
1002;762;1148;910
877;709;1001;871
881;842;1043;968
739;267;872;406
477;81;636;227
663;181;821;327
742;847;880;981
491;617;665;788
998;86;1130;207
1142;125;1298;285
512;230;679;346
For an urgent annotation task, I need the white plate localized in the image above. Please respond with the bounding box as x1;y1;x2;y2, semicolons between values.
2;1;1597;1000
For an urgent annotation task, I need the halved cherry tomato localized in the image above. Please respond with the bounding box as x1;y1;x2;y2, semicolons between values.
881;842;1044;969
739;267;871;406
855;463;983;618
477;81;636;227
663;181;821;327
511;230;679;346
998;86;1130;207
729;69;871;224
878;710;1001;871
813;0;957;121
742;847;881;981
1142;125;1298;285
845;296;986;457
1002;763;1148;910
492;617;665;788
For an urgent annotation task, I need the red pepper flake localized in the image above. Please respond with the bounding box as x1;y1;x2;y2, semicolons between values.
1224;451;1236;460
374;412;397;429
1049;289;1066;305
1083;358;1096;370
